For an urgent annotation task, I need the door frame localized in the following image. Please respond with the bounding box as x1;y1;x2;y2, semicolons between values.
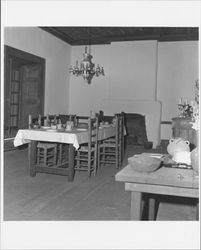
4;45;46;136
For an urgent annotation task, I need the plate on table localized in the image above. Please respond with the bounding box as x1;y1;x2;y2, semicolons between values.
57;128;65;132
102;124;111;128
76;128;87;131
45;128;57;132
41;126;51;129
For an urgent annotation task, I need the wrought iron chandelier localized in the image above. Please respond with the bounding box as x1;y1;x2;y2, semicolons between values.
69;46;104;84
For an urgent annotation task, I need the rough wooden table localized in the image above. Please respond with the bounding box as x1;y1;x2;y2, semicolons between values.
115;164;199;220
15;126;116;181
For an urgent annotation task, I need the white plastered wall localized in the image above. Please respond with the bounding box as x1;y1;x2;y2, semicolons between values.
157;41;199;139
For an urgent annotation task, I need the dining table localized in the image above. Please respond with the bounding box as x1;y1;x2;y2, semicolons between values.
14;124;116;182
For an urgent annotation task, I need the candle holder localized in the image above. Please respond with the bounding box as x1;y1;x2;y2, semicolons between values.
178;103;193;118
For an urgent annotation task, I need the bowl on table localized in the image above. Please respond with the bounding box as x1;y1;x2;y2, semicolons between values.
51;125;57;130
33;124;40;129
41;126;51;129
128;154;162;172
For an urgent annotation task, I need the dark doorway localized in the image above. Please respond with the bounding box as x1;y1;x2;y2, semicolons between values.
4;45;45;139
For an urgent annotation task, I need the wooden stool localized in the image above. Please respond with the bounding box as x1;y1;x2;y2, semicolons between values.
37;142;57;167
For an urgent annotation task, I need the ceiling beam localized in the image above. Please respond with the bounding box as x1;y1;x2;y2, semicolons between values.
40;27;198;45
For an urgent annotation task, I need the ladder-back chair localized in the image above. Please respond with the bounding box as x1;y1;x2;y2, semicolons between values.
74;116;99;177
58;114;77;126
98;113;124;169
28;114;58;167
57;114;77;164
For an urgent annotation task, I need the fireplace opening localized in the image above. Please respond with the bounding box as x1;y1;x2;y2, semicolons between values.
124;113;149;147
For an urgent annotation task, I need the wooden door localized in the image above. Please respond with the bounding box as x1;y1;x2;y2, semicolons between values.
19;64;44;128
4;46;45;137
4;57;22;137
8;59;21;132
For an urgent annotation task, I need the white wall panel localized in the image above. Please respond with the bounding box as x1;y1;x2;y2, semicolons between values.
157;41;199;139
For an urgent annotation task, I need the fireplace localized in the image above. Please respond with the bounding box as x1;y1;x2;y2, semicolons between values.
125;113;148;146
99;99;162;148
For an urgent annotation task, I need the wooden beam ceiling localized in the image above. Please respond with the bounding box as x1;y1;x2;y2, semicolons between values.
40;27;198;45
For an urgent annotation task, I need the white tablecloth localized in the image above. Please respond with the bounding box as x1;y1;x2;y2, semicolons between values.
14;126;116;150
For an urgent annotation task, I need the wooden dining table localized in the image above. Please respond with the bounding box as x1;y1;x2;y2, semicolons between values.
14;125;116;182
115;164;199;220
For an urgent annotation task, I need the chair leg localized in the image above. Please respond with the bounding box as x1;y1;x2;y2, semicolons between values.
77;151;80;171
119;145;122;168
53;146;57;165
44;148;47;166
94;148;97;176
97;144;100;171
115;146;118;169
37;148;40;164
58;144;62;164
196;200;199;220
88;151;91;177
103;147;105;162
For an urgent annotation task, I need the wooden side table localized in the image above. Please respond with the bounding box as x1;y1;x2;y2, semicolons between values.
115;165;199;220
172;117;197;146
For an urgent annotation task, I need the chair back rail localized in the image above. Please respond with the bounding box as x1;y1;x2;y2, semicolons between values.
59;114;77;125
29;114;78;128
28;114;58;128
76;116;90;129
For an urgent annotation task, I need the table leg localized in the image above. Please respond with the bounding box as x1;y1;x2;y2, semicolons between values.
130;191;142;220
68;144;75;182
196;200;199;220
148;196;156;220
28;141;37;177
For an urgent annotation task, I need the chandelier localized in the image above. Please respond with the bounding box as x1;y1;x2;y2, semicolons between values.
69;46;104;84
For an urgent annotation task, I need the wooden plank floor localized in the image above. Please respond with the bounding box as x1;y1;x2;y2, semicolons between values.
3;145;197;220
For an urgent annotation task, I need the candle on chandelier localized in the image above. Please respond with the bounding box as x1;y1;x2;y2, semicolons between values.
179;98;182;105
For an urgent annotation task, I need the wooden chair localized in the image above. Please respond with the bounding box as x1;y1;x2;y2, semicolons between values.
74;116;99;177
98;111;125;158
57;143;69;165
28;114;59;168
98;111;114;124
58;114;77;127
28;114;58;128
37;142;57;167
120;112;125;160
100;113;124;147
76;115;89;129
98;113;124;169
57;114;77;164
